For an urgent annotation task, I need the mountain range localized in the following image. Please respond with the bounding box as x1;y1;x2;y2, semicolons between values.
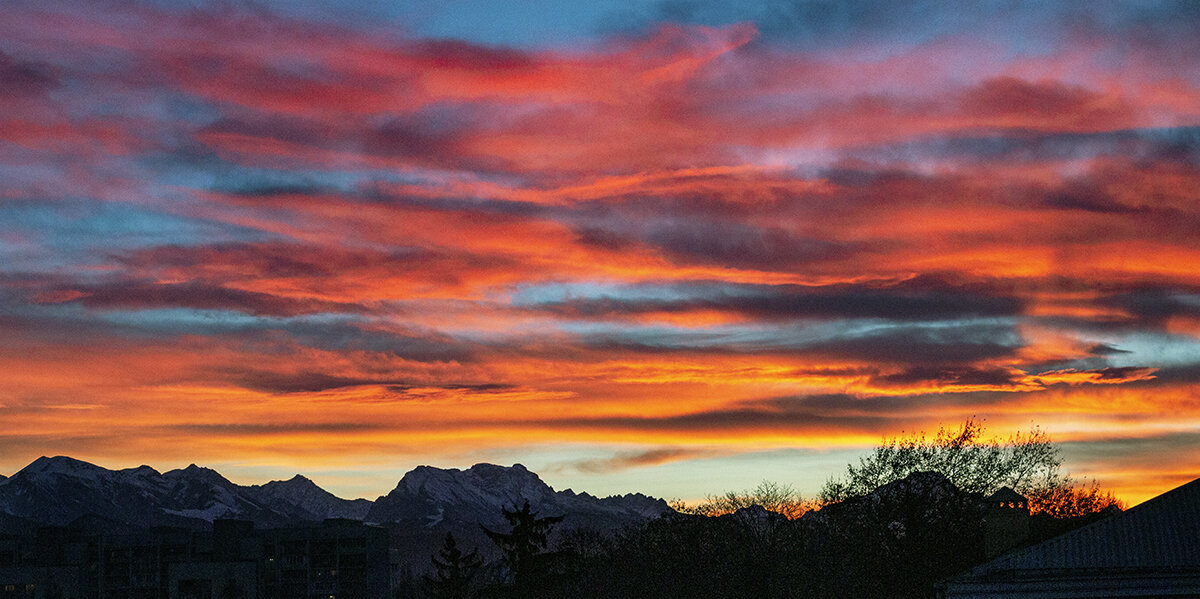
0;456;671;540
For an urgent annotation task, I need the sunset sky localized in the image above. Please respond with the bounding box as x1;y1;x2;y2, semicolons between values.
3;0;1200;505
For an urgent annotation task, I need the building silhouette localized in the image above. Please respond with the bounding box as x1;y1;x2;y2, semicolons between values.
982;487;1029;559
0;519;391;599
942;476;1200;598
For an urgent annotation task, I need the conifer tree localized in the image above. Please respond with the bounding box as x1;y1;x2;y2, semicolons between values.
482;500;564;592
424;532;483;599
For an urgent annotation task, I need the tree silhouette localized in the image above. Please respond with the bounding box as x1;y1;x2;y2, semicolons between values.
818;418;1123;517
1026;478;1124;518
819;418;1062;504
482;500;564;593
424;532;483;599
678;479;813;519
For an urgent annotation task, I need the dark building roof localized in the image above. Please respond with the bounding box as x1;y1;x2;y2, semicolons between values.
983;477;1199;570
942;476;1200;598
983;487;1026;504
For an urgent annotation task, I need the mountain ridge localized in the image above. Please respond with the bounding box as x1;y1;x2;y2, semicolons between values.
0;456;671;534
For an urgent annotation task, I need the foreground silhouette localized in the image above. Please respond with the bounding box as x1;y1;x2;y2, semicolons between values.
397;471;1121;599
481;500;565;596
0;424;1128;598
425;532;483;599
399;421;1126;599
819;419;1123;516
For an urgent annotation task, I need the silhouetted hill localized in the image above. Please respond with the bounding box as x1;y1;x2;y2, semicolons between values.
803;470;982;528
790;471;989;599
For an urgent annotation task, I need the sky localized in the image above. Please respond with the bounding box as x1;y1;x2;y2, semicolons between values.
2;0;1200;505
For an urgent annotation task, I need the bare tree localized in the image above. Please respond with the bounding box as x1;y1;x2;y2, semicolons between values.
819;418;1077;510
1026;478;1124;517
678;480;812;519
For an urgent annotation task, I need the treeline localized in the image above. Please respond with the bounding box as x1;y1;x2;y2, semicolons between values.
398;420;1123;599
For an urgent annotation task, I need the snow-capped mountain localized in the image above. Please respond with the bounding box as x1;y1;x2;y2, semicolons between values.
0;457;670;538
0;456;197;527
367;463;672;570
368;463;670;528
0;456;366;528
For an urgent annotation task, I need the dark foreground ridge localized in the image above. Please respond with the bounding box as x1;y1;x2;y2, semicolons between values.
0;456;1189;599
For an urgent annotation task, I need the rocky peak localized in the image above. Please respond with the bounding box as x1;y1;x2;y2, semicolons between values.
17;456;110;483
391;463;552;507
165;464;234;486
260;474;317;491
254;474;342;504
249;474;372;521
368;463;670;529
120;465;162;477
21;455;101;475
